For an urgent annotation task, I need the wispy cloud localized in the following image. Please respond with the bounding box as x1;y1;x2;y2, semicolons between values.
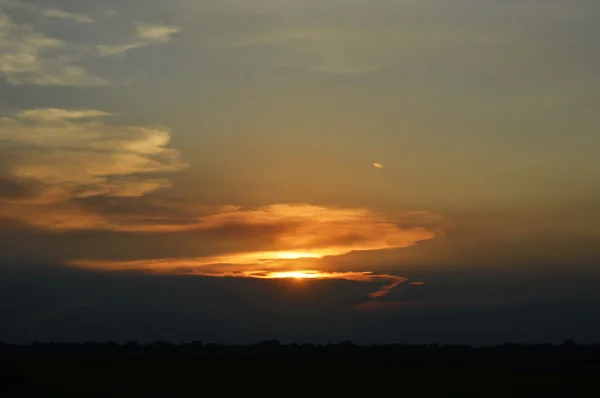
17;108;113;121
41;8;94;23
70;256;412;301
193;270;409;300
65;203;444;302
136;24;181;42
0;7;106;86
2;0;94;23
66;203;443;301
97;23;181;57
0;3;182;86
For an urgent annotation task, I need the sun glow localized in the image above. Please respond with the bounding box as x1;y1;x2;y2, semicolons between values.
266;271;323;279
67;203;444;301
267;252;323;260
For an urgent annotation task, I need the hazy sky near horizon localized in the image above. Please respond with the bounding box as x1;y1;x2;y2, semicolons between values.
1;0;600;344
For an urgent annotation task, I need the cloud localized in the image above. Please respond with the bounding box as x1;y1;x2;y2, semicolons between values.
0;3;182;85
0;177;32;199
0;5;106;86
70;255;412;300
2;0;94;23
41;8;94;23
66;203;444;300
60;202;441;242
198;270;409;300
97;23;181;57
0;108;187;230
17;108;113;121
0;106;447;237
61;201;444;301
96;43;143;58
136;24;181;42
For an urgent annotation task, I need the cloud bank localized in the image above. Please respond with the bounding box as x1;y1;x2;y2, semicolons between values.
68;203;442;301
0;108;187;230
0;106;447;306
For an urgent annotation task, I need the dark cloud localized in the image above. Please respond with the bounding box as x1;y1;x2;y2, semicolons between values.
0;177;33;199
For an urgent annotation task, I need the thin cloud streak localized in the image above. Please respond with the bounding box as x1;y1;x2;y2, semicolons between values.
41;8;94;23
2;0;94;23
69;257;410;301
97;23;182;57
198;270;409;300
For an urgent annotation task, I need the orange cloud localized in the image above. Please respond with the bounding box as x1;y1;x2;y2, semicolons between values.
189;204;439;254
2;107;447;307
0;108;450;240
69;203;442;276
213;270;409;299
66;203;444;302
69;256;409;299
0;108;187;230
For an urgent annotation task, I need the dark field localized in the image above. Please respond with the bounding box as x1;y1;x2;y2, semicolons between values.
2;341;599;396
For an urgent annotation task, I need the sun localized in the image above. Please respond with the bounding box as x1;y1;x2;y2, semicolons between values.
267;271;322;279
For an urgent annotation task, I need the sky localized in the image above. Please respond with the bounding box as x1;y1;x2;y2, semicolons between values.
1;0;600;345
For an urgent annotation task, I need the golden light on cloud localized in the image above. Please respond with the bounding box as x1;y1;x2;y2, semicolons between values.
0;107;187;230
69;257;410;300
66;203;446;304
69;203;442;272
1;107;448;308
268;271;322;279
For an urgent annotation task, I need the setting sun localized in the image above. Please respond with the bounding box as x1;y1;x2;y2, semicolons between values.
267;271;322;279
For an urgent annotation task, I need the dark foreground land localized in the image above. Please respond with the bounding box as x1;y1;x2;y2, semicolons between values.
2;341;600;396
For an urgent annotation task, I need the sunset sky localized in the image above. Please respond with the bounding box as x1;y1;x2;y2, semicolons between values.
1;0;600;344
